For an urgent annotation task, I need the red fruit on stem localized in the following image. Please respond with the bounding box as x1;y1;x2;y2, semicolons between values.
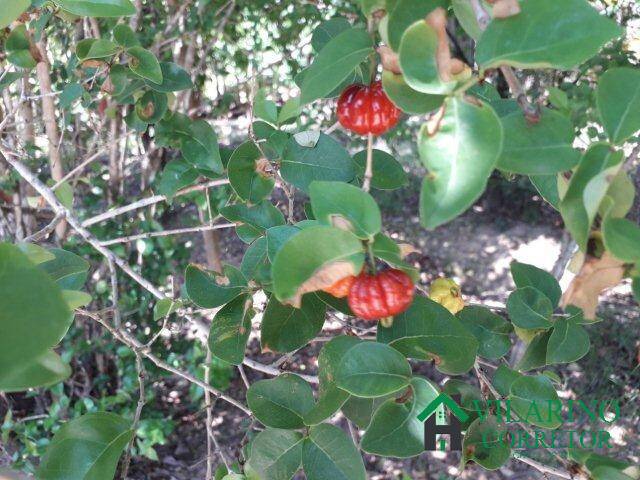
347;269;415;321
322;275;356;298
337;81;401;136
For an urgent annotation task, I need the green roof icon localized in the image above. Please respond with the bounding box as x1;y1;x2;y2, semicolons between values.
417;393;470;423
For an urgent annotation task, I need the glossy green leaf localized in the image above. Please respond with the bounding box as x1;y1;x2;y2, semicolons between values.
506;287;553;330
600;171;635;219
62;290;92;310
311;17;351;52
247;374;315;429
82;39;120;60
492;365;523;397
209;294;253;365
272;225;364;306
16;243;55;265
602;217;640;263
38;412;133;479
591;467;634;480
597;68;640;144
361;377;439;458
39;248;89;290
300;28;373;105
59;83;84;109
303;384;349;426
309;181;381;240
0;0;29;29
451;0;484;40
222;201;285;243
254;89;278;125
6;26;36;69
546;318;590;365
185;264;247;309
530;174;561;210
0;72;22;92
54;0;136;17
261;294;326;354
145;62;193;92
387;0;447;51
0;244;72;371
399;20;456;95
158;159;199;199
127;46;162;84
353;148;408;190
511;261;562;308
508;375;562;429
241;237;271;284
497;109;580;175
302;424;366;480
457;306;512;360
378;296;479;375
476;0;622;70
381;71;444;115
135;90;168;124
180;120;223;174
463;416;511;470
281;134;355;193
560;144;624;251
335;341;412;398
516;331;551;372
113;24;139;48
0;349;70;392
228;142;275;203
246;429;303;480
419;96;503;229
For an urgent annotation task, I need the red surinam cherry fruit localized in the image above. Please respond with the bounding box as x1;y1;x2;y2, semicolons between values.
322;275;356;298
337;81;401;136
347;269;415;321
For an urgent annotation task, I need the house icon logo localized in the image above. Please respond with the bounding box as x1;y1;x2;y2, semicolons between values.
417;393;469;451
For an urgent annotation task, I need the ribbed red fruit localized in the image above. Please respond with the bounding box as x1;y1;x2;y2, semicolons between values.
322;275;356;298
337;81;401;136
347;269;415;321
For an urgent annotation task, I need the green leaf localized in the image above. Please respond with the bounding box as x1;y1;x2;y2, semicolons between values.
476;0;622;70
16;243;55;264
254;89;278;125
302;424;366;480
113;24;139;48
457;306;512;360
419;96;503;229
530;174;561;210
0;72;22;92
246;429;303;480
54;0;136;17
300;28;373;105
511;261;562;308
463;416;511;470
228;142;275;203
508;375;562;429
261;294;326;354
83;39;120;60
496;109;580;175
241;237;271;284
317;335;362;387
209;295;252;365
0;244;72;373
591;467;634;480
185;264;247;309
516;331;551;372
59;83;84;109
158;159;199;199
281;133;355;193
492;364;523;397
381;71;444;115
303;385;350;426
222;201;285;243
135;90;168;124
378;296;479;375
38;413;132;479
507;287;553;330
247;374;315;429
266;226;301;263
560;143;623;251
39;248;89;290
153;298;181;321
145;62;193;92
127;46;162;84
597;68;640;145
311;17;352;52
0;0;29;29
602;217;640;263
272;225;364;306
361;377;439;458
335;341;412;398
353;148;408;190
6;26;36;69
451;0;483;40
600;171;635;219
0;349;70;392
548;87;569;110
181;120;223;174
62;290;92;310
399;20;456;95
546;318;590;365
387;0;447;51
309;181;381;240
341;396;385;429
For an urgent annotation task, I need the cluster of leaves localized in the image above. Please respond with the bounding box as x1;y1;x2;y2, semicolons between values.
1;0;640;479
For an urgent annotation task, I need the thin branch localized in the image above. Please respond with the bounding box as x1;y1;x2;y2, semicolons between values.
51;148;107;190
81;178;230;227
242;358;319;384
362;133;374;192
121;351;146;479
512;453;573;480
99;223;236;246
23;213;65;243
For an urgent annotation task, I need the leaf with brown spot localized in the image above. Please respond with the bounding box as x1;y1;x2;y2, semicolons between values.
560;252;625;319
492;0;521;18
378;45;401;75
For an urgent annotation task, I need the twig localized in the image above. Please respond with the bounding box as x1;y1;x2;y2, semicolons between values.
99;223;236;246
552;231;577;281
81;178;230;227
242;358;319;384
362;133;374;192
512;453;573;480
205;346;230;476
51;149;107;190
23;212;65;242
121;351;146;479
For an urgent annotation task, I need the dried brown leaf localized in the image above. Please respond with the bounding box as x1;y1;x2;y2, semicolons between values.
492;0;521;18
378;45;401;75
398;243;419;258
287;260;359;308
560;252;625;319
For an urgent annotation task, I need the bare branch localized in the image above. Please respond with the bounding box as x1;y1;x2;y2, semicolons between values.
99;223;236;246
242;358;319;384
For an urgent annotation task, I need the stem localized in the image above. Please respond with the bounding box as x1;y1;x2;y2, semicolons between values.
362;133;374;192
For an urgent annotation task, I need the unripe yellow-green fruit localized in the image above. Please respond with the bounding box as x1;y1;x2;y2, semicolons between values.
429;278;465;314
